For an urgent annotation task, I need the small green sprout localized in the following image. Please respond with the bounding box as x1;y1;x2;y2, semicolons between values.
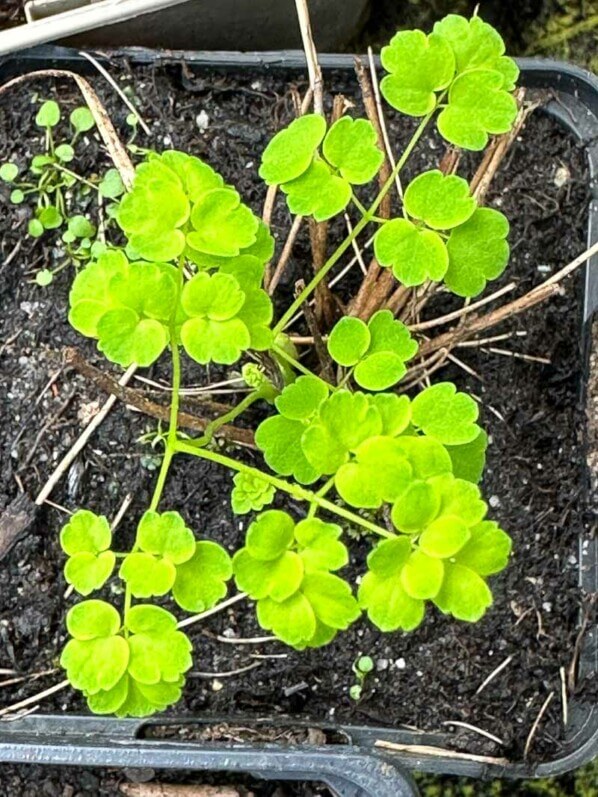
14;10;519;718
350;655;374;701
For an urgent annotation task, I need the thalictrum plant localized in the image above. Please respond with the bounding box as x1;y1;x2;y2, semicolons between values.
25;13;517;716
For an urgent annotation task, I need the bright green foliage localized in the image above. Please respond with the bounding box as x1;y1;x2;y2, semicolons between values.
70;107;95;134
359;538;425;632
380;30;455;115
360;473;510;629
327;317;370;367
62;603;192;718
433;14;519;90
180;267;273;364
328;311;418;391
35;100;60;128
446;430;488;483
28;219;44;238
437;70;518;151
117;151;259;262
261;114;382;220
187;188;258;257
69;250;179;367
233;511;357;648
411;382;480;445
380;15;519;152
255;376;331;484
445;208;510;297
68;215;96;239
231;472;276;514
120;511;195;598
374;218;448;286
0;163;18;182
322;116;384;184
302;391;383;474
281;159;352;222
259;114;326;184
335;436;413;508
60;510;115;595
403;170;476;230
38;206;63;230
172;541;232;612
99;168;125;199
55;143;75;163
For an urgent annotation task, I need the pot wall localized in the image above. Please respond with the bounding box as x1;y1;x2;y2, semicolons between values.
25;0;370;51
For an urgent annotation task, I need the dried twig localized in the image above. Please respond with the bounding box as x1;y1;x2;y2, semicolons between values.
524;692;554;759
78;51;151;136
190;662;262;679
374;739;509;766
65;348;255;448
442;720;505;746
409;282;517;332
0;679;69;718
470;89;538;203
475;655;513;695
177;593;247;630
120;785;247;797
267;214;304;294
420;240;598;359
294;0;323;114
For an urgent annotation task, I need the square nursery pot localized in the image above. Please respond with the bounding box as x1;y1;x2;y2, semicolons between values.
22;0;370;52
0;47;596;797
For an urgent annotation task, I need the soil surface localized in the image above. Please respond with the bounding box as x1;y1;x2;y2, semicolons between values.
0;54;595;788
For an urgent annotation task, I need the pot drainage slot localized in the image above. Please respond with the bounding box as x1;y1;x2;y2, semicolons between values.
139;721;350;746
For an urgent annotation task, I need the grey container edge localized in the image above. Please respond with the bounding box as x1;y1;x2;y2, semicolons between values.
22;0;371;53
0;46;596;795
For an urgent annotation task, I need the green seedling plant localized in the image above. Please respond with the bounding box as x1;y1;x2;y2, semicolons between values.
349;655;375;701
41;14;517;716
0;98;125;285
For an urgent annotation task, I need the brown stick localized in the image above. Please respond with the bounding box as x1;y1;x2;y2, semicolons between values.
64;349;255;448
348;56;394;319
419;240;598;358
295;279;335;381
471;89;536;202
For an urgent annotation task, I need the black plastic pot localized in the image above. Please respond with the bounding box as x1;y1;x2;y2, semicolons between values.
23;0;370;52
0;46;596;797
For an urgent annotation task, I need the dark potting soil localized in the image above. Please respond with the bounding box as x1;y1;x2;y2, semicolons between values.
0;56;595;773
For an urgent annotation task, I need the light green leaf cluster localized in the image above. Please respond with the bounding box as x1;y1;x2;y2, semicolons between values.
119;511;196;598
60;601;192;717
69;247;274;367
374;169;510;296
60;510;115;595
327;310;418;390
260;114;383;220
180;260;273;364
116;151;263;263
231;472;276;514
380;15;519;150
360;512;511;632
256;381;479;486
233;511;358;648
68;250;180;367
117;511;232;613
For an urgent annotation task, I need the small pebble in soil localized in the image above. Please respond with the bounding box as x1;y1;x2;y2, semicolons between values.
196;109;209;132
396;658;406;670
554;164;570;186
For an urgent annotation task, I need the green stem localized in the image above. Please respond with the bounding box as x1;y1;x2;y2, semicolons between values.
190;389;265;447
52;162;98;190
175;440;394;539
271;106;438;336
307;476;335;518
272;343;334;387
